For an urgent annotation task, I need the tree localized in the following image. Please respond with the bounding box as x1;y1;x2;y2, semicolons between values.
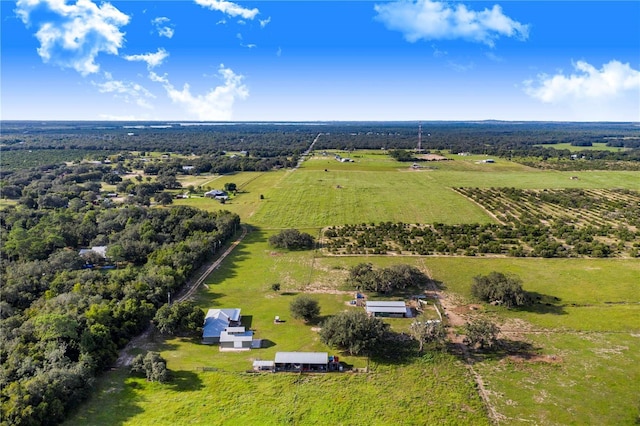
290;295;320;323
153;301;205;335
463;318;500;350
320;310;389;356
224;182;237;192
409;318;447;353
271;283;281;292
471;272;531;308
131;352;169;382
268;229;315;250
155;191;174;205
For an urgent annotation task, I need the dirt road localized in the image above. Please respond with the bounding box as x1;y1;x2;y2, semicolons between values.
115;225;249;368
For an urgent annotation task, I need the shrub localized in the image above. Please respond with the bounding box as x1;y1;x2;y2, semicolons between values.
290;295;320;322
269;229;315;250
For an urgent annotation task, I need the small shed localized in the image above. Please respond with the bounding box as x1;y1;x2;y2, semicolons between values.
253;360;275;372
365;301;409;318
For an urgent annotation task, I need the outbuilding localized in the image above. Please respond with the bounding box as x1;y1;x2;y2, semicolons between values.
365;301;410;318
274;352;329;372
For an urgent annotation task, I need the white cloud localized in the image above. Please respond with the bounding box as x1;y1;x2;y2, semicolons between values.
149;65;249;120
374;0;528;47
447;60;474;72
16;0;130;75
431;44;447;58
124;48;169;69
524;60;640;103
194;0;259;20
94;76;155;109
152;17;174;38
259;17;271;28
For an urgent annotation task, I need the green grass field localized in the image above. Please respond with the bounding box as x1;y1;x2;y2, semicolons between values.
534;142;629;152
66;150;640;425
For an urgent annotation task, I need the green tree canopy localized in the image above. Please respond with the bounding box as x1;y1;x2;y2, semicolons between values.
289;295;321;323
268;229;315;250
131;352;169;382
463;318;500;350
471;271;531;308
320;310;389;356
153;301;205;336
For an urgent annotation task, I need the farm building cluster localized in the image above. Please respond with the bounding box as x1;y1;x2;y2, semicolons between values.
204;298;415;372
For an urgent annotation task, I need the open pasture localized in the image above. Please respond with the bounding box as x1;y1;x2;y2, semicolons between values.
248;168;493;228
66;148;640;426
535;142;629;152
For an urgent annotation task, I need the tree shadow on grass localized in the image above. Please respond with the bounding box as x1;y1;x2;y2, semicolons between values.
515;292;566;315
449;339;543;364
167;370;204;392
280;292;299;296
370;332;419;366
241;315;253;329
258;339;276;348
307;314;331;326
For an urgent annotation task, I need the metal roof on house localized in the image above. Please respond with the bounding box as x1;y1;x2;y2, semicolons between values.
220;330;253;343
202;308;241;338
274;352;328;365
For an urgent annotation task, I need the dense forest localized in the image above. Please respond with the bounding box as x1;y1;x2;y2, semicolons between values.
0;168;239;425
2;121;639;172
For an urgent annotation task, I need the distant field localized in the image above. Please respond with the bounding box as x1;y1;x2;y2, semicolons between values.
535;142;629;152
249;156;495;228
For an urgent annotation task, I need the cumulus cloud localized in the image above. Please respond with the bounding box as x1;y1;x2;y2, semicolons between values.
152;17;174;38
259;17;271;28
124;48;169;69
94;76;155;109
149;65;249;120
194;0;259;20
524;60;640;103
16;0;130;75
374;0;528;47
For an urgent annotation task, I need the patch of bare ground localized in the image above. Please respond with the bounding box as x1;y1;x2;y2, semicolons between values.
506;354;563;364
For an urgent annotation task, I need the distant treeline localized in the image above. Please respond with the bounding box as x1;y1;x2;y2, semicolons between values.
2;121;639;171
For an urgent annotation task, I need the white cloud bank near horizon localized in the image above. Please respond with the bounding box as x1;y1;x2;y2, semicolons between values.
524;60;640;102
374;0;529;47
149;65;249;120
16;0;130;75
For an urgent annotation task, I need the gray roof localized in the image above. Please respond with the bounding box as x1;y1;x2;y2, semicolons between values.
220;329;253;343
366;301;406;308
274;352;328;365
366;306;408;314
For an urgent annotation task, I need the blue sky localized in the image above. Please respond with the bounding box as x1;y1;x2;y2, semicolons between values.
1;0;639;121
